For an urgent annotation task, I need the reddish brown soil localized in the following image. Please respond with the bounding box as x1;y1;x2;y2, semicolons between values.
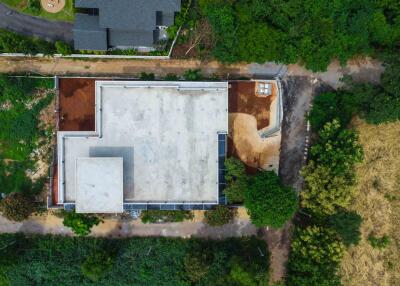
59;78;96;131
170;43;198;58
228;81;275;130
52;166;58;205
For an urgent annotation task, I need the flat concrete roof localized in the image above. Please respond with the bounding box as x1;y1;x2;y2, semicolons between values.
75;157;123;213
58;81;228;206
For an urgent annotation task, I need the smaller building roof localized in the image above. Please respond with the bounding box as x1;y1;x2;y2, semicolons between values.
75;157;123;213
109;30;154;47
73;14;107;51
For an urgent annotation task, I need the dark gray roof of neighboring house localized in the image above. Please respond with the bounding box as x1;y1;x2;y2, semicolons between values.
98;0;180;31
109;30;154;47
73;14;107;51
75;0;100;9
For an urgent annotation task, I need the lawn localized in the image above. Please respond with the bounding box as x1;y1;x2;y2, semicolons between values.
0;234;269;286
340;118;400;286
0;0;74;22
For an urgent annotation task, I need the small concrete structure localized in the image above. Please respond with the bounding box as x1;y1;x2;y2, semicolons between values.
75;157;123;213
57;81;228;211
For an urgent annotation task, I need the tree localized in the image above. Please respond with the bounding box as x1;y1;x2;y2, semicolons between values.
301;162;355;216
55;41;73;55
328;210;362;246
244;171;297;228
62;211;101;236
81;251;113;282
0;193;35;222
223;157;248;203
204;205;236;226
310;119;363;177
286;226;344;286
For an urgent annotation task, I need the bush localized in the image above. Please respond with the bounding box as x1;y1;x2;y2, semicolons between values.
62;211;101;236
183;69;203;81
327;210;362;246
204;205;236;226
244;171;297;228
184;254;209;283
139;72;155;80
0;29;56;55
164;73;179;81
286;226;344;286
81;251;113;282
140;210;194;223
27;0;40;13
55;41;73;55
0;193;35;222
368;234;391;249
224;157;248;203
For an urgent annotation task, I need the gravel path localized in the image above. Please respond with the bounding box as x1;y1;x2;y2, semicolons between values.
0;3;73;42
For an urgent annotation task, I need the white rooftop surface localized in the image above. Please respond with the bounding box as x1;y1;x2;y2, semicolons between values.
75;157;123;213
58;81;228;205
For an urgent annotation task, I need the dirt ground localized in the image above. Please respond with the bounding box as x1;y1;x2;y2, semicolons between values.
58;78;96;131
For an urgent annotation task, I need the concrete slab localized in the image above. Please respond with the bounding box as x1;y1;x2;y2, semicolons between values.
75;157;123;213
58;81;228;205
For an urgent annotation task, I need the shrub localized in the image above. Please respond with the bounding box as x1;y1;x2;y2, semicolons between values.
55;41;73;55
327;210;362;246
62;211;102;236
183;69;203;81
81;251;113;282
286;226;344;286
184;254;209;283
140;210;194;223
164;73;179;81
0;193;35;222
224;157;248;203
368;234;391;249
204;205;236;226
139;72;155;80
244;171;297;228
27;0;40;13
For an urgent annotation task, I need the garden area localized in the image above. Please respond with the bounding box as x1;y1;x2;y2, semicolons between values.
0;75;54;221
0;234;269;285
0;0;74;21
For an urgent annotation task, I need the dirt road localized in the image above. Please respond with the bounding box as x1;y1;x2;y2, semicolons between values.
0;56;383;87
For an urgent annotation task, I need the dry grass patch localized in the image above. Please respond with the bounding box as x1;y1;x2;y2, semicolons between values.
340;118;400;286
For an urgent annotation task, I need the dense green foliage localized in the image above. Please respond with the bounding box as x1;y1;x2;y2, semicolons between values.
0;192;35;221
286;226;344;286
199;0;400;71
223;157;248;203
327;211;362;247
0;75;53;195
140;210;194;223
81;251;114;282
0;234;269;285
368;234;391;249
0;29;57;55
301;120;363;216
244;171;297;228
62;211;102;236
55;41;73;55
204;205;237;226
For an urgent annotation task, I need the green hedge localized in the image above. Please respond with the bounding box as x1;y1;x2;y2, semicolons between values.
0;234;269;286
140;210;194;223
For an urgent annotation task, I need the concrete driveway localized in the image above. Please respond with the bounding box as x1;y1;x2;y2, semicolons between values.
0;3;73;43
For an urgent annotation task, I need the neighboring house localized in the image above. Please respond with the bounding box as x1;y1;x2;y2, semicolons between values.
73;0;181;51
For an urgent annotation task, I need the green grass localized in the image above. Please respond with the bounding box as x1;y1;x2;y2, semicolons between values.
0;0;74;22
